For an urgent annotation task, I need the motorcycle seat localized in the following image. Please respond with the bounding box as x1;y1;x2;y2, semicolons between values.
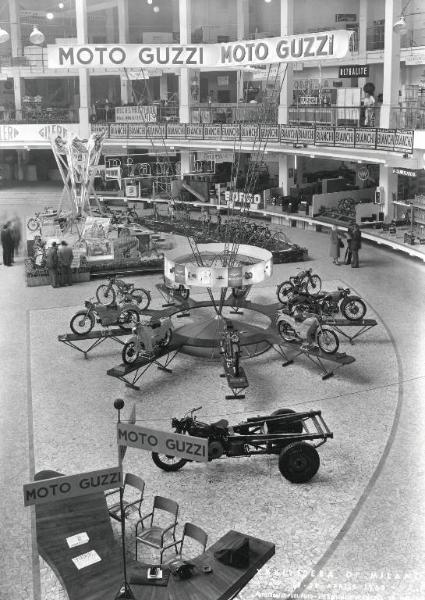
211;419;229;430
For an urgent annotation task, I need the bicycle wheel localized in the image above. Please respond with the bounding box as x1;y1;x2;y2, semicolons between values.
96;284;116;306
27;218;40;232
317;328;339;354
277;319;297;342
131;288;151;310
277;281;294;303
304;275;322;295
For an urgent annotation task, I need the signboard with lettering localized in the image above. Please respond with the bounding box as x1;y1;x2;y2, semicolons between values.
334;127;355;147
115;105;157;123
146;124;166;138
260;124;279;142
393;167;417;177
335;14;357;22
241;124;259;140
404;54;425;65
221;124;241;141
204;124;222;139
355;128;377;149
186;124;204;139
338;64;369;78
376;129;396;151
166;123;186;138
23;466;122;506
117;423;208;462
297;126;315;145
128;123;147;138
315;126;335;146
280;124;298;144
48;31;352;69
394;129;414;153
109;124;128;138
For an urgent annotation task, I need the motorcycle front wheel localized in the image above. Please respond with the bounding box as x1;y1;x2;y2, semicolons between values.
122;341;139;365
130;288;151;310
152;452;188;471
277;281;294;304
304;275;322;295
178;285;190;300
278;319;297;342
317;327;339;354
70;311;95;335
117;308;140;330
341;297;367;321
96;284;116;306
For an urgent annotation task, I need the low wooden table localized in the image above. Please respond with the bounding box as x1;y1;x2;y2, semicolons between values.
130;530;275;600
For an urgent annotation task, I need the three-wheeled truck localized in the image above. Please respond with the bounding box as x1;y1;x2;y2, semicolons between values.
151;407;333;483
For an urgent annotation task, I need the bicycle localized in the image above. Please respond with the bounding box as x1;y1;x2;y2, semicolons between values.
96;274;151;310
277;267;322;304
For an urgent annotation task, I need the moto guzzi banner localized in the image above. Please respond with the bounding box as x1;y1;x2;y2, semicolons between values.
47;30;352;69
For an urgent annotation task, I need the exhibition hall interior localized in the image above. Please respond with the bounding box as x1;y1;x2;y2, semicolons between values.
1;0;425;599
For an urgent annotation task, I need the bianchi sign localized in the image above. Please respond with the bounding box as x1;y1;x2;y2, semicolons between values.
47;31;352;69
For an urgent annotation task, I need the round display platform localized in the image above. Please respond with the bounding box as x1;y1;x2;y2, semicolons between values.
164;243;273;289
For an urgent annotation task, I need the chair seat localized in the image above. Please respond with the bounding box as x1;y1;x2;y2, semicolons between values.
137;527;165;548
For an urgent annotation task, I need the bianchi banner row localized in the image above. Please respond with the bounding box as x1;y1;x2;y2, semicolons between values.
92;123;415;154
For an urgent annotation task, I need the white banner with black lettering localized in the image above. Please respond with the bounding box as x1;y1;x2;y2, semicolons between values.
47;30;352;69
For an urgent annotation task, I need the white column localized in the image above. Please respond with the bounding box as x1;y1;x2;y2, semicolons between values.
117;0;131;104
8;0;21;57
278;154;295;195
236;0;248;103
76;0;90;136
160;75;168;101
13;76;23;119
278;0;294;124
179;150;191;179
381;0;402;128
358;0;368;57
179;0;191;122
379;164;397;219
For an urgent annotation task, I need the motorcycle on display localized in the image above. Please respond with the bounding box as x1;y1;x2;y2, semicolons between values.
276;267;322;303
122;316;173;364
69;299;141;335
283;287;367;322
151;406;333;483
276;308;340;354
220;324;241;376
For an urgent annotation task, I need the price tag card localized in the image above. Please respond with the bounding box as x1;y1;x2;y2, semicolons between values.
66;532;89;548
72;550;101;570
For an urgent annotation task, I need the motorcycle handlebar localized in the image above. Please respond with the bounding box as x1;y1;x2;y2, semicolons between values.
191;406;202;413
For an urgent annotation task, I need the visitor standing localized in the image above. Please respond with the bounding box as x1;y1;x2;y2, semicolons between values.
344;224;353;265
46;242;59;288
58;241;74;286
329;225;343;265
350;224;362;268
363;82;375;127
1;222;13;266
10;216;22;260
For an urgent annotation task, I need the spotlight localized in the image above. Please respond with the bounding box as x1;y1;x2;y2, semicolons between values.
46;12;54;20
264;0;272;3
29;26;45;45
58;2;65;8
0;27;10;44
147;0;153;4
393;15;408;34
153;6;160;12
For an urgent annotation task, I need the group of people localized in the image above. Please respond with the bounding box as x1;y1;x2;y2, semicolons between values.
1;218;22;267
330;223;362;268
46;241;74;288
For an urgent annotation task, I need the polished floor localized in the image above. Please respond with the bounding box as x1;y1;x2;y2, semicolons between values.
1;187;425;600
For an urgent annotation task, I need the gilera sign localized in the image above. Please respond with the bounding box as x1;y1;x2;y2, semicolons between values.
23;466;122;507
47;31;352;70
117;422;208;462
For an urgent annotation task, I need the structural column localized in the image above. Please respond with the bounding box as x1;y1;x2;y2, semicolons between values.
278;154;295;195
381;0;402;128
357;0;368;92
76;0;90;137
179;0;191;122
278;0;294;125
13;76;24;120
236;0;249;100
379;164;398;219
8;0;22;56
179;150;192;180
118;0;131;105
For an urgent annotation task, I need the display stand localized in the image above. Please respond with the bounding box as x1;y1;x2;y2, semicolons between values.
155;283;191;317
271;343;355;380
58;328;128;359
107;344;182;391
220;364;249;400
322;318;378;344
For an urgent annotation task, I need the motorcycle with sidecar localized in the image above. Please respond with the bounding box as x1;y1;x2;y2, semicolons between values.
151;406;333;483
122;316;173;364
69;299;141;335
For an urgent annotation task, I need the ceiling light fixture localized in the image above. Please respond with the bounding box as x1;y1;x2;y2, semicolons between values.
29;26;45;45
0;26;10;43
153;6;160;12
46;12;55;20
393;15;408;34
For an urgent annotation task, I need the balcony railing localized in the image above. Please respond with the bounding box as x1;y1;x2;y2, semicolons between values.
190;103;278;124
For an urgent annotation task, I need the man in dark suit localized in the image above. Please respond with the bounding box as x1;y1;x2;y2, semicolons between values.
350;224;362;268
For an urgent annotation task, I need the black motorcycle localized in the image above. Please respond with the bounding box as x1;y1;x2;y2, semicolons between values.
220;323;241;376
151;406;333;483
283;287;367;321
